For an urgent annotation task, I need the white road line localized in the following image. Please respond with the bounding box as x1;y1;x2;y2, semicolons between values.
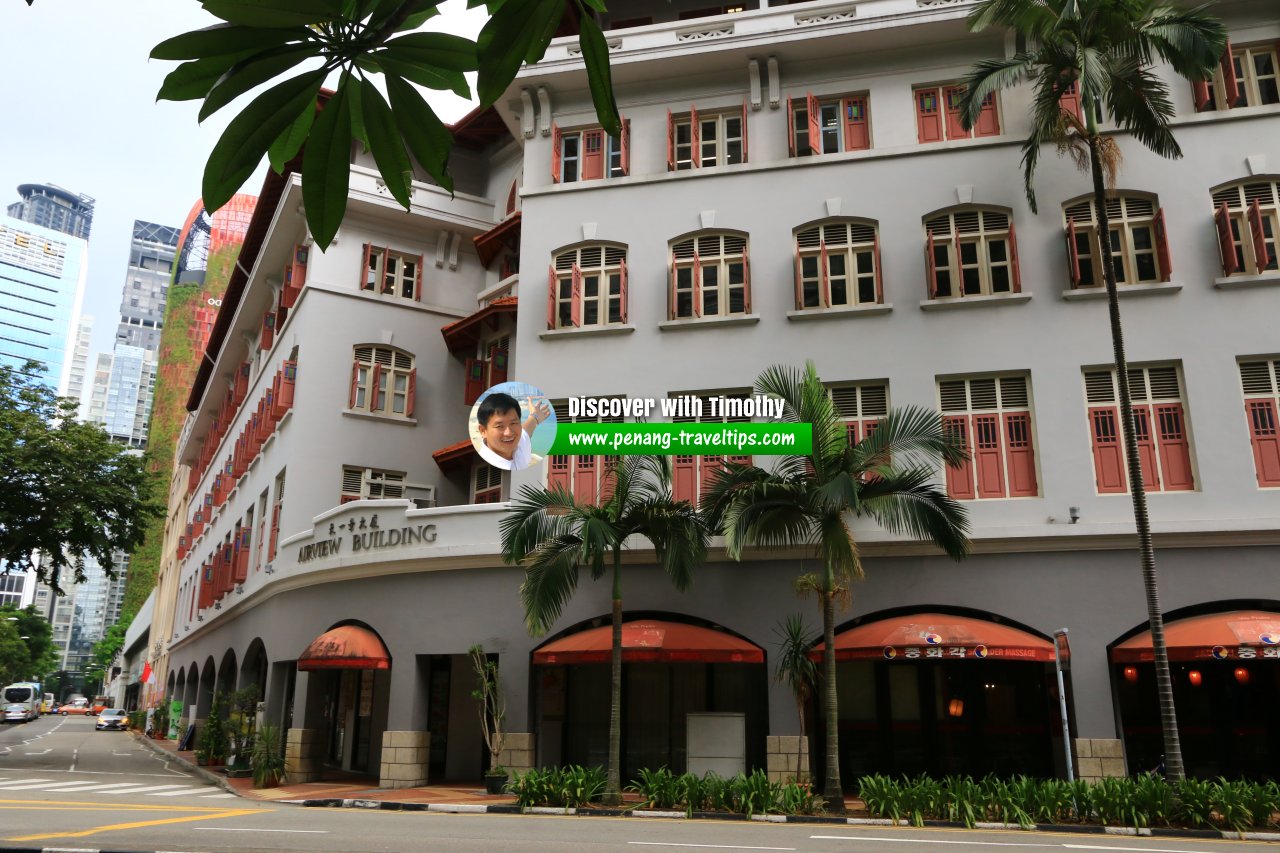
627;840;793;845
1064;847;1220;853
810;838;1056;848
22;768;191;777
148;787;213;797
195;828;329;833
98;784;193;794
24;749;51;755
0;780;118;791
70;746;77;771
201;793;237;798
0;779;55;788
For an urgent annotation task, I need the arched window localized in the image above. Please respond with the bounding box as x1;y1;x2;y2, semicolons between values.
348;345;415;418
1062;193;1169;287
793;219;881;309
547;244;627;330
1210;179;1279;276
669;231;750;319
924;206;1019;298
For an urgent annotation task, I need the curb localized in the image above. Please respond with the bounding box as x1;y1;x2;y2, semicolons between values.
130;733;236;795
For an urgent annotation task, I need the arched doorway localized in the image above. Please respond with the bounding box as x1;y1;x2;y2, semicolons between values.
297;621;391;775
216;648;237;697
817;608;1062;782
240;638;268;695
532;613;768;779
1110;603;1280;779
197;657;216;718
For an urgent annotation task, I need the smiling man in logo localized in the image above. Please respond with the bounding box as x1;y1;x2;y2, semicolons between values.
475;392;550;471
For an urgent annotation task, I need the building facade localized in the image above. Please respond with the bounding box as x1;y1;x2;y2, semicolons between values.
7;182;95;241
151;0;1278;790
116;221;180;353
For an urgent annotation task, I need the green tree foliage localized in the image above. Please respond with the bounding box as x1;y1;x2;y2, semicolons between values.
90;621;130;673
0;621;32;684
956;0;1224;783
151;0;619;248
0;605;58;683
0;362;162;595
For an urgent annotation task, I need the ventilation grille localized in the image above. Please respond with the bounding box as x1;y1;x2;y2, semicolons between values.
367;469;405;498
1084;370;1116;403
1145;366;1181;400
925;215;953;236
475;464;502;492
999;376;1029;408
1065;201;1094;224
341;466;363;494
940;376;1028;412
926;209;1009;237
1212;181;1279;211
954;210;982;234
672;238;696;260
1239;359;1278;396
604;246;626;266
555;251;576;271
579;245;602;267
939;380;969;413
1086;365;1182;404
797;222;877;250
832;383;889;419
354;346;412;369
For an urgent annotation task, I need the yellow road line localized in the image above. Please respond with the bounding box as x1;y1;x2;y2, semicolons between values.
9;808;263;842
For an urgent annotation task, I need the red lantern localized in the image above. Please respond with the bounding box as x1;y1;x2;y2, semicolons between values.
1123;666;1138;683
1188;669;1203;687
948;698;965;718
1234;667;1250;685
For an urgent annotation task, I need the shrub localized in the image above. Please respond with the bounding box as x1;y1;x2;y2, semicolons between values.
1175;778;1217;828
858;774;903;823
1242;780;1280;830
506;765;605;809
628;767;681;810
733;769;783;817
251;723;285;788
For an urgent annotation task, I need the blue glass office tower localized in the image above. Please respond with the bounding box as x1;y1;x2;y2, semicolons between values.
0;215;88;392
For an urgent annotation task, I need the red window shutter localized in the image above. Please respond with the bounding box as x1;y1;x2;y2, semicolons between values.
1192;79;1211;111
916;88;943;144
973;414;1006;498
598;457;617;504
692;252;702;318
699;454;723;503
1002;412;1037;497
619;257;629;323
574;455;599;504
1246;399;1280;486
360;243;373;290
570;262;583;327
1066;220;1082;286
806;92;820;155
547;264;557;329
974;92;1000;137
1215;203;1239;275
620;116;630;176
786;96;796;157
690;105;700;167
1220;41;1238;108
349;362;360;408
842;95;869;151
943;86;967;140
551;122;562;183
743;246;752;313
741;98;749;162
845;421;860;445
1008;220;1022;292
1131;405;1161;491
673;455;697;505
669;258;677;320
581;129;604;180
943;416;976;499
489;348;508;385
1152;207;1172;281
1060;80;1082;121
260;311;274;350
873;232;884;303
1154;403;1194;491
1248;200;1269;272
268;504;281;562
547;455;571;491
464;358;487;406
819;240;831;307
414;254;423;300
278;360;296;414
793;249;804;309
666;109;675;171
925;232;939;298
406;368;416;417
370;363;382;412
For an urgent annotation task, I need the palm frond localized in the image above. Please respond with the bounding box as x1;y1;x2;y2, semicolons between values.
967;0;1058;39
816;510;862;585
631;498;709;592
858;467;971;560
499;483;578;565
1105;55;1181;159
960;53;1038;129
519;531;586;635
1137;5;1226;78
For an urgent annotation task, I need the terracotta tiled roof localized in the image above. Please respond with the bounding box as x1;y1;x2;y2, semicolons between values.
431;438;476;473
440;297;517;352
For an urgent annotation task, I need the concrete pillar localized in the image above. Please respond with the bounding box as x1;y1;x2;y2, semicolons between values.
284;727;321;783
496;733;536;775
765;735;810;785
379;730;429;789
1073;738;1127;782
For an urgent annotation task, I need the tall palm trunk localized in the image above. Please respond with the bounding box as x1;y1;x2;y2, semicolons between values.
1089;135;1185;782
821;575;844;812
605;557;623;805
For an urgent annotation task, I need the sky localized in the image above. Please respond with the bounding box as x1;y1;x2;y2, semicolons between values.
0;0;485;363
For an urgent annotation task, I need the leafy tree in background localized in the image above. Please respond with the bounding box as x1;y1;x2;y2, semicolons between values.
957;0;1224;783
0;605;58;683
148;0;620;248
91;622;130;674
0;362;162;595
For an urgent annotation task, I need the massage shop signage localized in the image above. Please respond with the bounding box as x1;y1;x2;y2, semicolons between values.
296;514;438;564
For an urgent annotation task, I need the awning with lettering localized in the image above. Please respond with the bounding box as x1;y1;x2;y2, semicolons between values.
1110;610;1280;663
532;620;764;665
814;612;1057;662
298;625;391;671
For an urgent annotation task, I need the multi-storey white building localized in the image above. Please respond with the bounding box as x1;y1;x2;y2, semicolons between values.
150;0;1278;790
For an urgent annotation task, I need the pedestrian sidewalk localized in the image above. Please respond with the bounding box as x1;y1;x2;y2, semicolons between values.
136;732;519;806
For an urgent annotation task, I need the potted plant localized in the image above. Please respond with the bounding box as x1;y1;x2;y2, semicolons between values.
251;723;286;788
194;749;209;766
225;685;260;777
470;645;508;794
149;703;169;740
199;692;228;767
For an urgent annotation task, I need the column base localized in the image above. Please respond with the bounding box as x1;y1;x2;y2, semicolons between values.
380;730;429;789
284;728;321;783
496;732;535;775
765;735;810;784
1074;738;1127;782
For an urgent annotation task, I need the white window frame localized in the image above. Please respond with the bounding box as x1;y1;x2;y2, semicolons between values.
472;462;504;504
559;128;625;183
795;220;880;308
1212;180;1280;276
1082;364;1196;494
791;93;871;155
341;466;407;501
552;244;626;329
830;382;889;444
352;345;414;417
671;232;749;319
925;208;1015;298
362;246;421;300
939;374;1038;500
674;111;744;169
1063;194;1164;286
1207;42;1280;109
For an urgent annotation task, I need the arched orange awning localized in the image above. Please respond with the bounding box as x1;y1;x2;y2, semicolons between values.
298;625;391;671
1111;610;1280;663
814;612;1056;663
532;620;763;665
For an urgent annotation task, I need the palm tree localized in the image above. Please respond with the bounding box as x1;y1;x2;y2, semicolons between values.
957;0;1225;783
773;613;816;738
704;362;970;812
500;455;709;805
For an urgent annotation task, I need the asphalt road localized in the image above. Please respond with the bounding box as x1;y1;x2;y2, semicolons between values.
0;717;1273;852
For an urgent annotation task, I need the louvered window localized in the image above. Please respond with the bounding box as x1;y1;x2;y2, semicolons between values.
550;244;626;329
938;375;1038;499
1199;42;1280;111
789;92;872;156
665;391;755;508
1239;357;1280;487
672;109;745;169
350;346;415;418
925;208;1019;298
361;245;422;300
670;232;751;319
341;466;406;502
1210;180;1280;276
546;397;625;504
794;220;881;309
1062;193;1168;287
472;462;504;504
832;382;889;445
553;122;628;183
1082;364;1195;494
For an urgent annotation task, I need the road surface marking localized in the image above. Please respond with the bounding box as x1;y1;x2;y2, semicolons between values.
150;787;217;796
24;749;51;755
70;747;77;771
8;807;264;842
0;781;119;791
195;827;329;833
1063;846;1224;852
628;844;796;851
97;784;194;794
811;838;1056;848
0;798;258;811
201;793;237;798
0;779;55;788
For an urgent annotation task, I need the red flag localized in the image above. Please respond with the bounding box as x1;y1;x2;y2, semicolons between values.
140;661;154;685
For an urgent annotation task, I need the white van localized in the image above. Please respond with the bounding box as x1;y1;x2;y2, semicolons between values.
2;683;40;723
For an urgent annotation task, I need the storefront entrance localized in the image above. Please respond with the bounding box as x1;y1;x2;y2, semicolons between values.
323;669;376;772
297;622;391;777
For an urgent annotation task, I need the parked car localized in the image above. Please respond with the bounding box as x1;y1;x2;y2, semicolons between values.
95;709;128;731
3;703;31;723
59;701;91;715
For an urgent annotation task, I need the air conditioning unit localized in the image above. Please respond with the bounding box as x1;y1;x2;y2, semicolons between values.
407;484;437;509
